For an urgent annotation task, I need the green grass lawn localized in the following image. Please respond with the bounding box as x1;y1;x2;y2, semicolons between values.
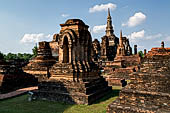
0;86;121;113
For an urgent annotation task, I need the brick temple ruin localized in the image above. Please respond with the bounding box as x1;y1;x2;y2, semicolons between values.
91;9;132;62
107;42;170;113
91;9;141;86
24;19;112;104
23;9;141;87
0;7;170;112
22;9;142;105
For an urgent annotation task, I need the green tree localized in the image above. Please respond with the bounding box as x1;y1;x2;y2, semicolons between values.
22;53;33;61
4;53;17;60
17;53;23;59
138;51;144;58
0;51;4;60
32;43;38;58
3;53;33;61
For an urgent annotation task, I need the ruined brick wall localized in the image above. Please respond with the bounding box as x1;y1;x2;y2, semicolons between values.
102;54;141;86
107;47;170;113
0;60;37;94
114;55;141;67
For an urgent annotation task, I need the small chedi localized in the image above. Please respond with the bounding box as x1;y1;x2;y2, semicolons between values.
23;41;56;81
24;19;111;104
107;42;170;113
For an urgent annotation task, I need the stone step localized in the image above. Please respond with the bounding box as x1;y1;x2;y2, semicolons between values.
38;78;109;95
33;83;111;105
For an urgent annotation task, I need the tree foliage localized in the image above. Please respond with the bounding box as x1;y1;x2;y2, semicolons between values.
32;44;38;58
0;51;4;59
0;45;38;61
3;53;33;61
138;51;144;58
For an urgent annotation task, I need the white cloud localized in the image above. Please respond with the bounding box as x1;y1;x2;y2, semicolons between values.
145;33;162;40
92;24;106;34
61;14;70;18
165;36;170;42
127;30;164;44
20;33;53;44
128;30;145;41
89;3;117;13
122;12;146;27
138;45;144;49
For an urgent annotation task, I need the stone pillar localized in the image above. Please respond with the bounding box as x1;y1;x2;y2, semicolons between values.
84;44;88;62
134;45;137;55
144;49;147;56
161;41;164;48
68;44;72;63
72;43;76;63
122;48;125;56
81;43;84;61
104;47;107;56
77;39;80;62
59;45;63;63
75;46;78;62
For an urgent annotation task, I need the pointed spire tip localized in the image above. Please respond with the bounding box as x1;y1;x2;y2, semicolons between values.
120;30;122;37
108;8;111;17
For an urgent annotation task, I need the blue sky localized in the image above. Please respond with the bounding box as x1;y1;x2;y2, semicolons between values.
0;0;170;54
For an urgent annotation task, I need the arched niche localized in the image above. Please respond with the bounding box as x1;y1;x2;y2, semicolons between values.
63;36;69;63
59;29;76;63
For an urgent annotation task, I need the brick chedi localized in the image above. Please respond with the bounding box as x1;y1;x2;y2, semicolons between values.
107;42;170;113
116;30;126;56
115;30;132;59
23;41;56;81
113;30;138;67
32;19;112;104
100;8;119;61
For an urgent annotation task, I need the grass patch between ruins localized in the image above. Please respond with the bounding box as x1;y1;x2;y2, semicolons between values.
0;86;121;113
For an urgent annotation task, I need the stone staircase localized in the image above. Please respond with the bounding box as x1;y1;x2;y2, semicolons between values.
33;76;112;105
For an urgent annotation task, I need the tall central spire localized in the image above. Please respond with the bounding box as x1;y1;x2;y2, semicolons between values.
108;8;111;17
120;30;123;46
106;8;114;36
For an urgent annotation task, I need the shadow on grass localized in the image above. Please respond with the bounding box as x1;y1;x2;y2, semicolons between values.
94;89;120;104
0;89;120;113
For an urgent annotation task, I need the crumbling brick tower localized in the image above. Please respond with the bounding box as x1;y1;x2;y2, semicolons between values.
33;19;112;104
